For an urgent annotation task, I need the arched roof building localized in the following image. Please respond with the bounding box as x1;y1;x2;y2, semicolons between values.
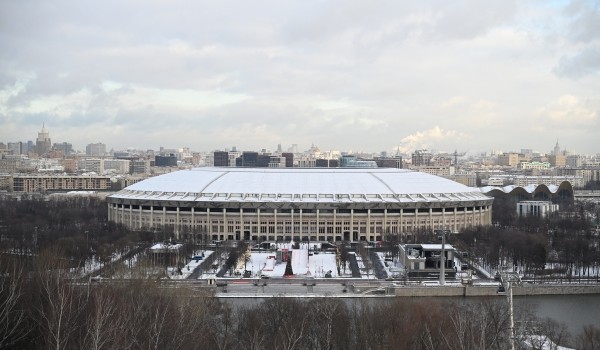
479;182;573;225
480;182;574;203
107;168;493;242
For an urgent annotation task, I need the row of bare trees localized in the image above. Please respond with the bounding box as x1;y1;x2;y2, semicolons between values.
454;207;600;281
1;251;223;350
3;251;599;349
0;197;171;274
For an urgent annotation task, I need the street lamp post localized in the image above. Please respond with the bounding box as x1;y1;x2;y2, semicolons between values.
435;229;451;286
500;266;521;350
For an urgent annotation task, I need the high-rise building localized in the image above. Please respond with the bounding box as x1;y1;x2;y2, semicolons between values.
155;154;177;167
104;159;131;174
53;142;73;155
86;143;107;156
566;155;582;168
78;159;104;174
411;150;432;166
374;156;403;168
497;153;519;167
130;159;150;174
213;151;229;167
236;152;259;167
7;142;24;155
282;152;294;167
549;141;566;167
36;124;52;156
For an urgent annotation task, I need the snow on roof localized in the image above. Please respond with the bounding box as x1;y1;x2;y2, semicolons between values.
110;167;490;204
150;243;184;251
419;244;456;251
479;183;569;195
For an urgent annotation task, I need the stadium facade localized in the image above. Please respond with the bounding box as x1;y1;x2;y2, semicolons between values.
107;168;493;242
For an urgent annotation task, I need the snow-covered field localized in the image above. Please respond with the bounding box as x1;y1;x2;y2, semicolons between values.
229;249;341;278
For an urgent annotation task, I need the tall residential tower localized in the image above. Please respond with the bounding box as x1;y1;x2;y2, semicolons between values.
35;124;51;156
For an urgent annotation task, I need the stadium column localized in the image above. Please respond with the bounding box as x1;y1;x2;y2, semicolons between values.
274;209;278;238
191;207;195;235
383;209;387;241
350;209;354;240
333;208;338;241
316;209;320;240
176;207;180;240
120;204;124;225
454;207;457;233
150;206;154;227
129;204;132;228
291;208;294;241
138;205;142;229
472;206;476;228
429;208;433;231
162;207;166;232
206;208;211;237
366;209;370;243
222;208;226;241
442;205;446;229
240;208;241;241
257;208;261;240
299;209;303;241
399;209;403;235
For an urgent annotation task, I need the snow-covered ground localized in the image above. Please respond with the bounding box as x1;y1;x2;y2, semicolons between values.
225;249;341;279
375;252;405;278
168;250;214;280
520;335;574;350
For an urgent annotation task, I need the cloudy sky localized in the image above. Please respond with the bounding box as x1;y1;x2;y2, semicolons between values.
1;0;599;154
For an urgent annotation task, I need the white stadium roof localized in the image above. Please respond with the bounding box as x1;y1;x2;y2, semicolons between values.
109;167;490;204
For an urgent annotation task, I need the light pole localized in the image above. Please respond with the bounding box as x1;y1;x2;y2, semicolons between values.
500;266;521;350
435;229;451;286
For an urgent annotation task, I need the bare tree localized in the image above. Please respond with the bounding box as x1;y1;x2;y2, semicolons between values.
0;262;29;349
236;306;268;350
34;249;84;350
82;286;124;350
577;325;600;350
308;298;347;350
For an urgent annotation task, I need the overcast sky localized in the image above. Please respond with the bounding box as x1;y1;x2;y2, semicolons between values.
1;0;599;155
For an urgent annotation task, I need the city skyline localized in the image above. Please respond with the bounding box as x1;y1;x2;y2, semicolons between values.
1;1;599;154
2;123;598;157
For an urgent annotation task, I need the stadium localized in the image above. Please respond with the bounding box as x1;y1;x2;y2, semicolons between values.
107;168;493;242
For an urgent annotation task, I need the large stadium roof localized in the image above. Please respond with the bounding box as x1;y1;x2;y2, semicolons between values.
109;167;490;204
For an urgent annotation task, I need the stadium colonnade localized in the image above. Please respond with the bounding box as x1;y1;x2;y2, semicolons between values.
107;168;493;242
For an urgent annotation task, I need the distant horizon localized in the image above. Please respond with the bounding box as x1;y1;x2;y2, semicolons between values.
3;123;598;157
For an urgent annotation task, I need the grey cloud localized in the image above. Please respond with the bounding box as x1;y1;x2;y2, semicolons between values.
430;0;517;40
555;47;600;78
0;1;599;154
564;0;600;43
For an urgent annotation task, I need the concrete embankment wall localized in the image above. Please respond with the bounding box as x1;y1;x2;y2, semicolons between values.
391;284;600;297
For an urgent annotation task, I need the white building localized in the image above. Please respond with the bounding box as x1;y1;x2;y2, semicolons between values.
513;175;584;188
517;201;559;218
78;159;104;174
86;143;107;157
104;159;131;174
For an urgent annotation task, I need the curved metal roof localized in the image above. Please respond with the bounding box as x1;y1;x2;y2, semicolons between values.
479;181;572;195
109;167;491;204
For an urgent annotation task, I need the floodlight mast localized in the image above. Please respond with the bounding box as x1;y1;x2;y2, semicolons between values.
500;266;521;350
435;229;451;286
